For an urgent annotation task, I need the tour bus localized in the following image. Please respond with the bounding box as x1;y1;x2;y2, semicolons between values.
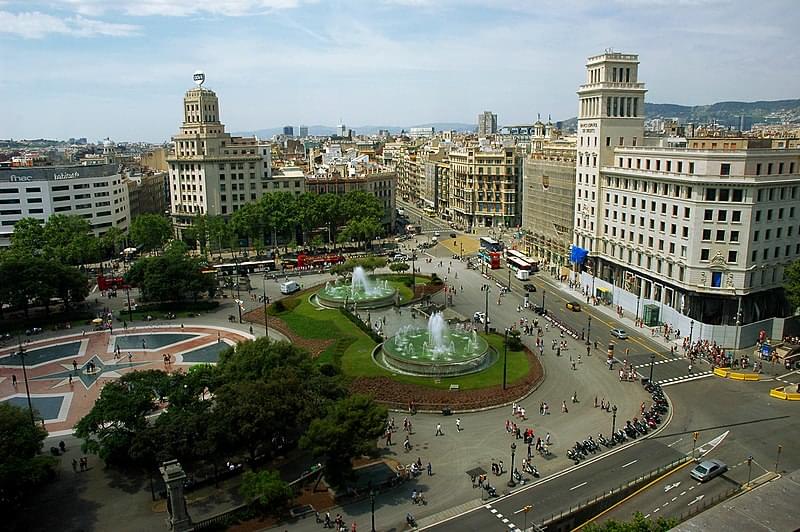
479;236;502;252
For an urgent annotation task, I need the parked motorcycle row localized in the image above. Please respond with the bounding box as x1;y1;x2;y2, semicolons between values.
566;384;668;465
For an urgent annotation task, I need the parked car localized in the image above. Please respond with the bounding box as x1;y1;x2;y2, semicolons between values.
449;232;457;239
690;459;727;482
610;328;628;339
523;283;537;293
566;301;582;311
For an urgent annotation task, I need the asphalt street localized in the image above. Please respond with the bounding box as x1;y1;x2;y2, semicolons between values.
422;439;685;532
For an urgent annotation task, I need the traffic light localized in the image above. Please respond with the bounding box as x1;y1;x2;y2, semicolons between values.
693;431;699;442
523;505;533;513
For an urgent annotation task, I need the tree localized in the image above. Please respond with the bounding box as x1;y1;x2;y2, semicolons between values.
583;512;676;532
182;214;210;255
300;395;387;487
0;403;56;510
124;243;215;303
784;259;800;312
130;214;173;254
100;226;126;259
316;193;341;245
74;370;170;466
338;217;383;249
240;470;293;512
295;193;322;247
8;217;45;257
389;261;410;273
42;214;101;265
206;215;231;258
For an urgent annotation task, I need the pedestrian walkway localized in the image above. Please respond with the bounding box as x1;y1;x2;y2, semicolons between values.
656;371;714;387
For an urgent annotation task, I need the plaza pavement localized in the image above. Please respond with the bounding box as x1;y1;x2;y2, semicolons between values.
11;244;653;532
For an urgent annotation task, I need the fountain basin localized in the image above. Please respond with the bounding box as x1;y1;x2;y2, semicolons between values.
377;315;493;377
315;267;398;309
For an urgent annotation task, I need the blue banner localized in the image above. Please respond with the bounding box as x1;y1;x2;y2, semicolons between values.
570;245;588;265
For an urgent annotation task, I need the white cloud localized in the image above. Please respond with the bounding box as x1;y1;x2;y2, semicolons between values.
60;0;308;17
0;10;139;38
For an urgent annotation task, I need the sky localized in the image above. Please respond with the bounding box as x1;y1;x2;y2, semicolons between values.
0;0;798;142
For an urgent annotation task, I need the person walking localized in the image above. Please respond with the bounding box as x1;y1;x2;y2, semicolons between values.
456;418;462;432
427;462;432;476
435;423;443;436
71;458;78;473
561;401;568;413
11;374;17;387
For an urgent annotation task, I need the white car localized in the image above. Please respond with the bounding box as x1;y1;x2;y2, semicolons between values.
610;328;628;339
392;254;408;262
473;311;489;324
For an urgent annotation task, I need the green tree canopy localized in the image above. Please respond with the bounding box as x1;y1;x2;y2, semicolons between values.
583;512;676;532
130;213;173;254
784;259;800;312
9;215;100;265
301;394;387;487
0;403;56;510
74;370;170;466
125;243;215;302
240;470;293;512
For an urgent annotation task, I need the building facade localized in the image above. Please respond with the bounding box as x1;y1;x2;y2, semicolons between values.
449;146;520;229
0;163;130;246
522;141;576;272
572;51;800;344
167;80;271;234
478;111;498;136
127;171;168;218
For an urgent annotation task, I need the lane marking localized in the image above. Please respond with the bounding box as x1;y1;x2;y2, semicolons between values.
680;491;686;496
667;438;683;447
570;481;588;491
671;497;677;502
622;460;638;468
513;508;527;515
688;494;705;506
653;507;660;513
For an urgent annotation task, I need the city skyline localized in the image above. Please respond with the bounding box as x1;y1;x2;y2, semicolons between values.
0;0;799;142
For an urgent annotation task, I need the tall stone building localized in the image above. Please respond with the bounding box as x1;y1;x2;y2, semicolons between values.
167;74;270;234
449;145;519;229
477;111;497;136
572;51;800;345
522;140;576;274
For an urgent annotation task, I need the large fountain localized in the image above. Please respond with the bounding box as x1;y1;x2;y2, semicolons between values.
376;312;493;377
315;266;398;309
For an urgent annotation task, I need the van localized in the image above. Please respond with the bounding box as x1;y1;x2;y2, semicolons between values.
515;269;530;281
280;281;300;294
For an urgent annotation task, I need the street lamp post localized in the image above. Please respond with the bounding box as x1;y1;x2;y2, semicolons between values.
483;285;491;334
503;328;509;390
262;273;269;338
126;286;133;323
542;290;546;313
370;489;376;532
611;405;618;436
508;442;517;487
586;315;592;346
507;267;511;292
734;295;742;352
16;336;35;426
649;354;656;384
747;455;753;487
689;320;694;346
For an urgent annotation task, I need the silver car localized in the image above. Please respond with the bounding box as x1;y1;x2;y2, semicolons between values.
690;459;727;482
610;328;628;339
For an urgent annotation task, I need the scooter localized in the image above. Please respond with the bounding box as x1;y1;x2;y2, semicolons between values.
406;513;417;527
523;462;539;477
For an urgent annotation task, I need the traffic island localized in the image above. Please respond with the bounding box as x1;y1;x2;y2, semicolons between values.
769;386;800;400
713;368;760;381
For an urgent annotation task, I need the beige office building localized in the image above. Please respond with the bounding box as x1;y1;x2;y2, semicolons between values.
449;146;519;229
167;78;270;234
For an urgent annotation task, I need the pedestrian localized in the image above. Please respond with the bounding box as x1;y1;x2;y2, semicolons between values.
435;423;443;436
572;391;578;403
688;362;693;374
545;432;551;445
11;374;17;386
68;374;73;385
571;360;576;370
456;418;461;432
561;401;568;413
128;352;133;363
404;435;411;451
217;332;221;343
594;396;598;408
351;522;357;532
72;360;78;371
427;462;432;476
72;458;78;473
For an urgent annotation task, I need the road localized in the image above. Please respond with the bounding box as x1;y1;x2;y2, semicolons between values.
397;199;455;233
421;439;685;531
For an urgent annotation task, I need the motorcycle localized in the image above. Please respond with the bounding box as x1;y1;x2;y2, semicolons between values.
523;462;539;477
406;513;417;527
513;468;525;485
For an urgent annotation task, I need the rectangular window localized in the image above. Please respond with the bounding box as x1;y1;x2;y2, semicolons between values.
704;209;713;221
700;248;710;261
702;229;711;241
731;231;739;242
720;163;731;176
716;230;725;241
705;188;717;201
689;162;695;173
718;210;727;221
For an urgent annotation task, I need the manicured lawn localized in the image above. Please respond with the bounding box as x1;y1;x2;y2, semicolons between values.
271;292;529;390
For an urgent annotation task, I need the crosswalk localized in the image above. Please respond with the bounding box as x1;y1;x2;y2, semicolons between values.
656;371;713;387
